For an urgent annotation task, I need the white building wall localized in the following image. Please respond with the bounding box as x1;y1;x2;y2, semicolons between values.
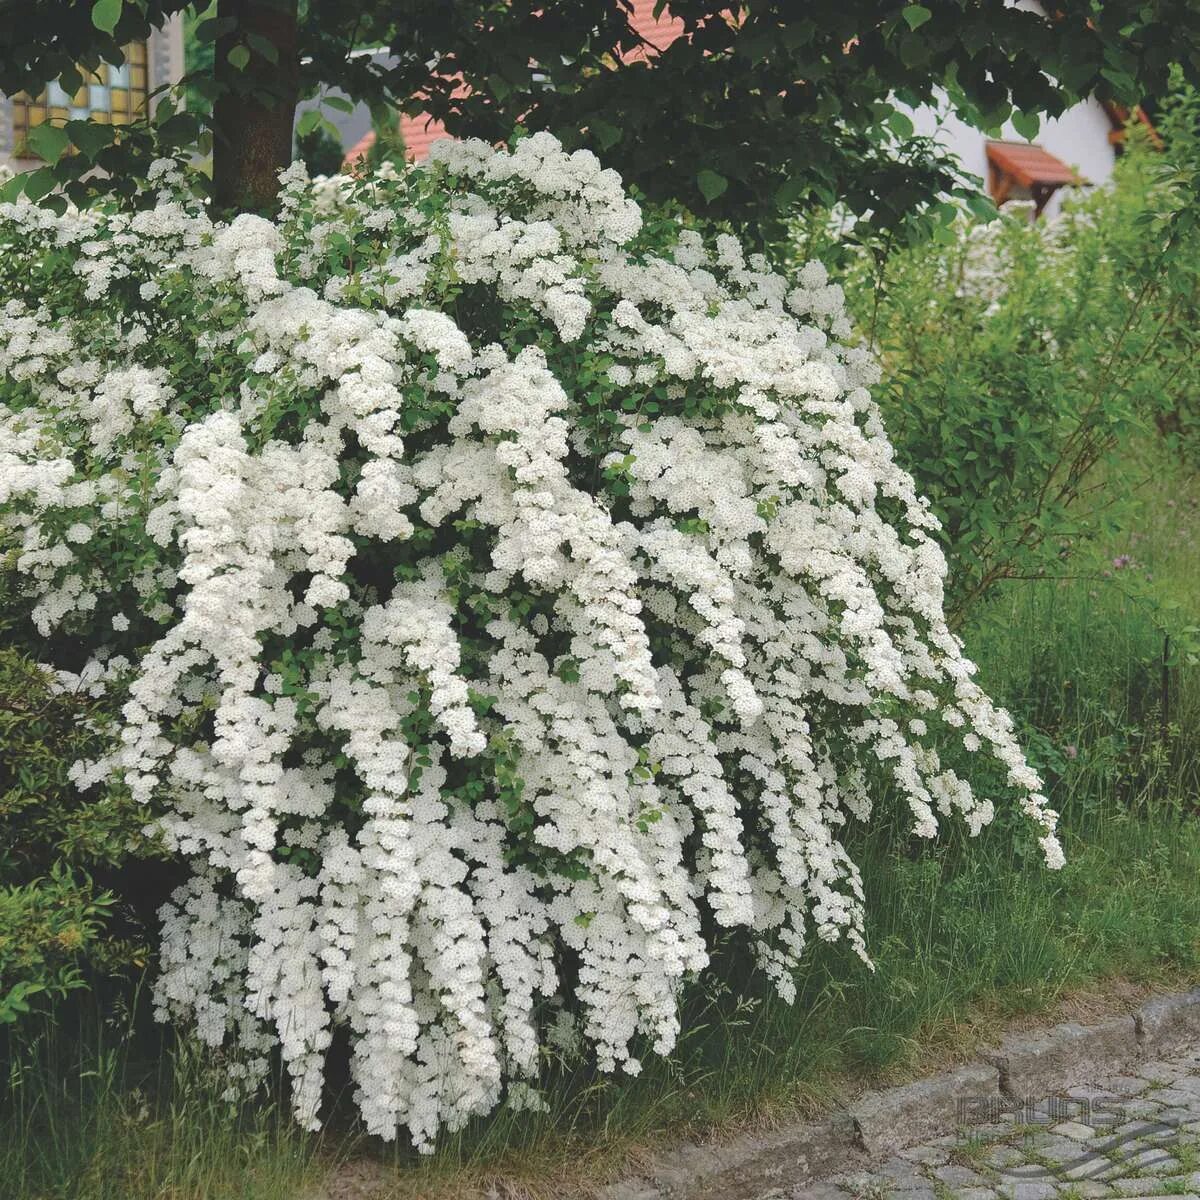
907;91;1118;219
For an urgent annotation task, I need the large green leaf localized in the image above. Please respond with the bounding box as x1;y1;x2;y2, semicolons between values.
91;0;123;35
696;168;728;204
26;123;70;164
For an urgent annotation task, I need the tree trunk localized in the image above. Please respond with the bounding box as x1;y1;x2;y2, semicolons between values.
212;0;299;214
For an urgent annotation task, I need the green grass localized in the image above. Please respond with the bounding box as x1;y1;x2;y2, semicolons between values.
4;464;1200;1200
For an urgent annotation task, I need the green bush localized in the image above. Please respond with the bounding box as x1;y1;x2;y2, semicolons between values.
827;94;1200;620
0;620;159;1024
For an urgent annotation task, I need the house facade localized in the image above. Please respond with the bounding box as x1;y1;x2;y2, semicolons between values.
0;15;185;172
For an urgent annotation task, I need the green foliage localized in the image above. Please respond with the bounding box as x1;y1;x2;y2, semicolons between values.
2;995;323;1200
826;109;1200;619
0;608;159;1025
362;101;406;170
374;0;1200;241
294;120;343;178
8;0;1200;224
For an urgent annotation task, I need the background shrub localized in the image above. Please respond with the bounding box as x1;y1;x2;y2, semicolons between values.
0;584;159;1025
817;90;1200;621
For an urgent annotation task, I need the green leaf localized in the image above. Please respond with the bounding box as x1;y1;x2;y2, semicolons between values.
1012;109;1040;141
195;15;236;43
774;175;807;209
227;44;251;71
91;0;123;35
899;31;930;66
59;65;83;97
696;168;728;204
156;111;200;146
0;173;27;203
1100;67;1134;97
902;4;932;29
323;94;355;114
887;109;915;139
591;117;622;151
965;192;998;222
246;32;279;64
65;119;113;160
296;109;323;137
26;123;70;164
22;167;57;202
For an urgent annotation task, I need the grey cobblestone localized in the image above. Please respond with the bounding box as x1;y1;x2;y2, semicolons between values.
1095;1075;1148;1097
993;1182;1058;1200
932;1164;988;1187
796;1035;1200;1200
602;1008;1200;1200
1050;1121;1095;1140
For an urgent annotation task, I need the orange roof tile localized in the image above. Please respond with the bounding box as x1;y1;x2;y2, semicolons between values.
985;141;1085;188
624;0;686;61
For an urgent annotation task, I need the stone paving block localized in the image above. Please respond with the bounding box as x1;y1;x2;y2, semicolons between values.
1114;1145;1179;1173
994;1182;1058;1200
897;1143;951;1167
1109;1178;1189;1195
1095;1074;1149;1098
604;1115;867;1200
1137;991;1200;1052
1065;1085;1117;1101
1155;1105;1200;1128
1030;1132;1094;1165
608;1019;1200;1200
1058;1156;1116;1182
790;1184;849;1200
1108;1179;1152;1195
982;1144;1027;1169
1110;1196;1198;1200
866;1157;928;1192
827;1169;879;1191
1117;1099;1167;1119
1053;1120;1097;1141
1168;1048;1200;1072
851;1063;1001;1156
1135;1059;1187;1084
1147;1088;1199;1108
932;1163;987;1187
984;1019;1139;1100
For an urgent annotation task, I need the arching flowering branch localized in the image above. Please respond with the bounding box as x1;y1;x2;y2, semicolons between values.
0;136;1062;1149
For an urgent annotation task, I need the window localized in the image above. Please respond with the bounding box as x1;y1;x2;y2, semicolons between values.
11;42;150;157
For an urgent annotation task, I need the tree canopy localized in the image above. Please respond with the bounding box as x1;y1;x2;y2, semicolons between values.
2;0;1199;230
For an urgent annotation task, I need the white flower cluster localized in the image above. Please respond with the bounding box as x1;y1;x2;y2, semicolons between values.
0;132;1061;1148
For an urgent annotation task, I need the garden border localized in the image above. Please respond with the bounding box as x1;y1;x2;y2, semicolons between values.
599;988;1200;1199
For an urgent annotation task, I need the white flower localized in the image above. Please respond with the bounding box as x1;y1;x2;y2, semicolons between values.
0;131;1059;1151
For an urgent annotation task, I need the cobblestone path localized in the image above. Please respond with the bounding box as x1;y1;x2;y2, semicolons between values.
799;1042;1200;1200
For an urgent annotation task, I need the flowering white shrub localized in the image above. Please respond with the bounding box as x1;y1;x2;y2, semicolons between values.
0;135;1062;1148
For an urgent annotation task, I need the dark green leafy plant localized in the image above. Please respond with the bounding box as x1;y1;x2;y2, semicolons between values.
293;120;342;178
5;0;1200;225
0;616;160;1024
